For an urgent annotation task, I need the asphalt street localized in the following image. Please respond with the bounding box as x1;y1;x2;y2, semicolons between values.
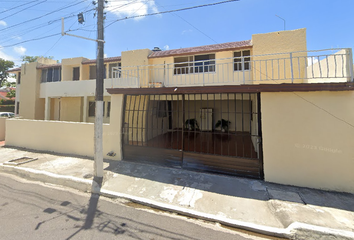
0;173;283;240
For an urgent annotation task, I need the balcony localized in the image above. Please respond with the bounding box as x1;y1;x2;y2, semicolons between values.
39;78;118;98
111;48;353;88
39;48;353;98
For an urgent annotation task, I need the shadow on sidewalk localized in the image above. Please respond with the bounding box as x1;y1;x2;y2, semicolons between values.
66;177;103;240
104;159;354;213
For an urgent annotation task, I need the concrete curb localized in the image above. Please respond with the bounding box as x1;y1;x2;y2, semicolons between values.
100;189;289;238
100;189;354;240
1;163;354;240
0;164;92;192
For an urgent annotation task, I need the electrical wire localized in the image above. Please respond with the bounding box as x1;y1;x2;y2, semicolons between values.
105;0;239;28
0;0;40;14
0;33;61;48
0;0;87;33
0;0;47;21
155;2;218;44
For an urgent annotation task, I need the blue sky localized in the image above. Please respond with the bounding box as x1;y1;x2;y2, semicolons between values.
0;0;353;67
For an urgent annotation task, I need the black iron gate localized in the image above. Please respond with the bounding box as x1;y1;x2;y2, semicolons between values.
122;93;263;179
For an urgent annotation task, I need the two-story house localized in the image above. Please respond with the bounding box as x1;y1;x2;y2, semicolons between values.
7;28;354;194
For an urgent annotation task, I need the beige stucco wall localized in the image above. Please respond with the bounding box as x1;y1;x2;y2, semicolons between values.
18;62;41;119
261;91;354;193
61;57;86;81
147;49;253;87
0;118;6;141
122;49;151;87
306;49;350;83
252;28;307;84
50;98;60;121
60;97;83;122
5;94;124;160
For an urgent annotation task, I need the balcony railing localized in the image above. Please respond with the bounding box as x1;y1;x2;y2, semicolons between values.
111;48;353;88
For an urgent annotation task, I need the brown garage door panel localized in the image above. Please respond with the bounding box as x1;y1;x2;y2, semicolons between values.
183;152;261;178
124;145;182;168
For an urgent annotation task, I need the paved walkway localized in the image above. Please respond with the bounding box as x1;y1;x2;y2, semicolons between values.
0;146;353;239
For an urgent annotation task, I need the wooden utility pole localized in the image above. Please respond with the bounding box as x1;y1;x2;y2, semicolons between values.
94;0;104;178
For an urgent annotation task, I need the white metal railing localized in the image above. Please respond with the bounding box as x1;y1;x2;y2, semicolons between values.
111;48;353;88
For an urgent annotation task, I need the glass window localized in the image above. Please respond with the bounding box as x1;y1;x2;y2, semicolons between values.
174;56;193;75
47;68;53;82
53;68;61;82
194;54;215;73
73;67;80;80
109;63;121;78
41;69;47;82
88;101;95;117
17;72;21;84
89;65;96;80
234;50;251;71
90;65;106;79
107;102;111;117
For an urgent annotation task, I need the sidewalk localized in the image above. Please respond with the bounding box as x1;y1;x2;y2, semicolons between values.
0;146;353;240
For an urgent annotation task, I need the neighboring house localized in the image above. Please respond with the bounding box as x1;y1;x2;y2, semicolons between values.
0;88;15;113
7;28;354;194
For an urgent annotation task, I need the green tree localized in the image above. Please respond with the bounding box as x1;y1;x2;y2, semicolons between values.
5;82;16;99
21;55;54;63
0;58;15;87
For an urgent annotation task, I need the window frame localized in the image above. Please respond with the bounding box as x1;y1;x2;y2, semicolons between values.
89;64;107;80
41;67;61;82
88;101;107;117
174;54;215;75
17;72;21;84
234;50;251;72
16;102;19;115
109;62;121;78
107;101;111;117
73;67;80;81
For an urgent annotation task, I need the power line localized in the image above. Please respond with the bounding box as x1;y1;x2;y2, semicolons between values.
0;0;86;33
0;3;95;45
105;0;239;28
42;35;63;56
0;33;61;48
0;0;40;14
0;0;47;21
42;16;79;56
156;2;218;44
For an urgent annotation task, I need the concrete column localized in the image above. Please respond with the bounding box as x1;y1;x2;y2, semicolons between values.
83;96;88;122
44;97;51;120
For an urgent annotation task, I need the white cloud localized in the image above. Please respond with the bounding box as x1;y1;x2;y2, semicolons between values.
13;46;26;55
0;21;7;27
106;0;158;20
104;53;108;58
182;29;193;35
0;47;14;61
12;36;22;40
163;45;169;50
307;57;319;66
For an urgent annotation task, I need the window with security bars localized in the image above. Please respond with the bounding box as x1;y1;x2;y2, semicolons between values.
234;50;251;71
